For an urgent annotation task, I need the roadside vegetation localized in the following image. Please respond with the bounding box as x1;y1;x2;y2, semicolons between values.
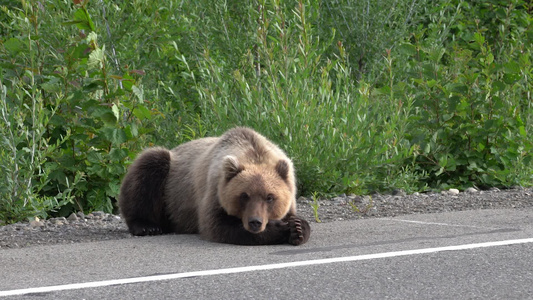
1;0;531;223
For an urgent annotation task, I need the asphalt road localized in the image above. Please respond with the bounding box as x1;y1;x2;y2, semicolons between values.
1;208;532;299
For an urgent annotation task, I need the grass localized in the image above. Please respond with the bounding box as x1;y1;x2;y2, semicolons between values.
310;192;321;223
348;196;374;216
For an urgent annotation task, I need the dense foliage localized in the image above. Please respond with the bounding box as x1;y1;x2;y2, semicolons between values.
0;0;531;222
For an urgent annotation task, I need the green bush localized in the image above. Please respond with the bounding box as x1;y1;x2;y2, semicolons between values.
396;0;533;188
0;72;72;222
0;1;154;221
0;0;531;223
317;0;431;80
194;0;421;195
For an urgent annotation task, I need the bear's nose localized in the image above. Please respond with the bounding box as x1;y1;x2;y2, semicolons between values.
248;217;262;232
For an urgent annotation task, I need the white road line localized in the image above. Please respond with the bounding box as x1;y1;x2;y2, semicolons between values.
2;238;533;297
385;218;500;229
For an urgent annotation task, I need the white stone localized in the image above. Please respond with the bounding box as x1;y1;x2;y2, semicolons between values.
465;187;478;193
448;188;460;195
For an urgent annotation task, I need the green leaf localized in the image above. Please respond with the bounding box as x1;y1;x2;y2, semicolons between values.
424;143;430;154
132;85;144;103
49;115;66;126
125;123;139;138
504;61;520;74
87;151;103;164
40;77;62;93
71;43;91;59
519;126;526;137
108;148;128;161
447;157;457;171
112;104;120;121
105;182;121;198
485;52;494;65
442;114;453;122
374;85;391;96
100;112;117;125
398;43;417;56
72;8;96;31
88;47;105;70
87;164;104;177
438;155;447;167
427;79;437;88
106;128;127;145
58;155;76;169
516;115;524;126
133;105;152;120
473;32;485;45
492;81;505;92
484;119;496;130
4;38;24;54
503;73;520;84
49;170;68;186
107;164;125;177
122;74;134;92
435;167;444;176
450;84;468;94
91;106;117;125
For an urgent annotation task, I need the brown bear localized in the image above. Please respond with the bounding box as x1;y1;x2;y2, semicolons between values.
118;127;310;246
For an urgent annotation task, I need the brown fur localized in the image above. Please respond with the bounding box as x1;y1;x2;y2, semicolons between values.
119;127;310;245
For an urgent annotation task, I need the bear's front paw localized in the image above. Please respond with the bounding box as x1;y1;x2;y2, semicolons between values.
288;216;310;246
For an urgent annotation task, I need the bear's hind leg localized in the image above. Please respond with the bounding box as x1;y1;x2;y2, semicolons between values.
119;148;172;236
126;219;164;236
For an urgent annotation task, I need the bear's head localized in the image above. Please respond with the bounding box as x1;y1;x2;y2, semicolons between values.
218;155;295;233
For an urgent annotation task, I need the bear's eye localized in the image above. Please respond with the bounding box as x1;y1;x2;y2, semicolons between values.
240;192;250;201
266;194;275;203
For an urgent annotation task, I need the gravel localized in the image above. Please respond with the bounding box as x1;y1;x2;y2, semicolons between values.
1;187;532;249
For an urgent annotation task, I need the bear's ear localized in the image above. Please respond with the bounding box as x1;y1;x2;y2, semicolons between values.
223;155;244;181
275;160;289;181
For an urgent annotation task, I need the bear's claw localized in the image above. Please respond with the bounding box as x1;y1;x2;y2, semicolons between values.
129;222;163;236
288;216;310;246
